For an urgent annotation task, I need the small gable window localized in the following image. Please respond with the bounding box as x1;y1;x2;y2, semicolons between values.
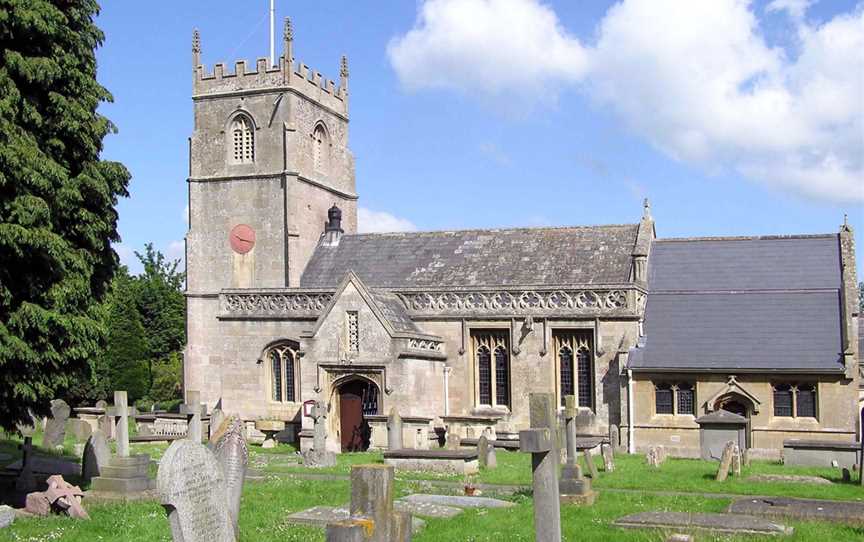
231;115;254;164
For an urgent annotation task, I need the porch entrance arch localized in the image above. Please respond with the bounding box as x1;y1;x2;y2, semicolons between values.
713;392;755;448
332;376;380;452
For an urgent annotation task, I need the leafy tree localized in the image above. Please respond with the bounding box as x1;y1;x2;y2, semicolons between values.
0;0;130;429
150;352;183;405
134;244;185;372
104;272;148;401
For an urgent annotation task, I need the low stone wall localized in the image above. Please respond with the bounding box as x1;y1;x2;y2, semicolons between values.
783;439;861;469
383;449;479;475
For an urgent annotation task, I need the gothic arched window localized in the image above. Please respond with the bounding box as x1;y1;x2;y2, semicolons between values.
559;346;574;406
472;331;510;409
553;331;594;410
312;123;329;173
231;115;254;164
268;342;298;403
576;347;592;408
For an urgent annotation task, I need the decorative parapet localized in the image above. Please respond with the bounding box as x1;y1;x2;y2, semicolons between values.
219;289;333;319
407;338;444;352
395;287;641;317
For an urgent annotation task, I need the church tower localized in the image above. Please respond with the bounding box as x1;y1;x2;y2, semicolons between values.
186;18;357;296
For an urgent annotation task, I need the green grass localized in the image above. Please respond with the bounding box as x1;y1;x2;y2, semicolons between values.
2;477;862;541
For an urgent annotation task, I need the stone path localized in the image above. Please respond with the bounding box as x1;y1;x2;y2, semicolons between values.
614;512;793;536
400;493;514;509
728;497;864;526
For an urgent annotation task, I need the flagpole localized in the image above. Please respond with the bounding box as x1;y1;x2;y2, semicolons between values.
269;0;275;66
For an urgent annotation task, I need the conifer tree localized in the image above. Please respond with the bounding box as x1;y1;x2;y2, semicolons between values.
0;0;130;429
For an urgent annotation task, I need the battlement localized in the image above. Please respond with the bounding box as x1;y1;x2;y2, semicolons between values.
191;18;349;116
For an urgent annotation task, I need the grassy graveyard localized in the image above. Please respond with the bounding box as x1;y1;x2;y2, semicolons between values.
1;432;862;541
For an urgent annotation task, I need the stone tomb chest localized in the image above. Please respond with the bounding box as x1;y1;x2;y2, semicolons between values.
695;410;747;461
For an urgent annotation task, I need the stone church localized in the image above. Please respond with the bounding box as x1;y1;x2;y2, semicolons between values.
184;21;862;458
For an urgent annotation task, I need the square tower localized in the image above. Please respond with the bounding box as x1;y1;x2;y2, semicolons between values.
186;18;356;293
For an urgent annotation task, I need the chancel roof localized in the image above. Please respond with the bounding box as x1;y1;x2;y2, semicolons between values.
629;235;845;373
300;224;640;289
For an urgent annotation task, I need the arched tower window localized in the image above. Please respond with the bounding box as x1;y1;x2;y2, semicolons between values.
231;115;254;164
312;123;329;173
268;342;298;403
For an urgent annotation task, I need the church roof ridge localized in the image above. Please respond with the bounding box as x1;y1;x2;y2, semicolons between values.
346;222;640;239
656;233;837;243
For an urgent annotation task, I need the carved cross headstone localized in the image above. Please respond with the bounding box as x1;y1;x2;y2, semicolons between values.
105;391;134;457
559;396;595;505
43;399;71;449
15;437;36;493
386;408;403;450
214;419;248;539
519;393;561;542
157;439;235;542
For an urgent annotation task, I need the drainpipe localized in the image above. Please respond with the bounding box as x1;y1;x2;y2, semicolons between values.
443;367;451;416
627;368;635;454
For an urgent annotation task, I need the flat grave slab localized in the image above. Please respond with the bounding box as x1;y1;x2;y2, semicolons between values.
286;506;426;532
615;512;792;536
384;448;479;475
728;497;864;525
4;457;80;478
746;474;832;485
460;438;521;451
400;493;514;509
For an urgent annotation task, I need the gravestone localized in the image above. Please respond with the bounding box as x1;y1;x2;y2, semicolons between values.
559;395;595;505
98;414;114;440
105;391;133;457
90;391;152;495
81;432;110;483
303;401;337;468
95;400;108;409
601;444;615;472
480;436;497;469
387;408;403;450
583;450;599;479
43;399;71;449
732;444;742;476
445;428;461;450
519;393;562;541
325;465;411;542
15;437;36;493
210;408;226;442
742;447;751;467
646;446;664;468
716;441;736;482
609;424;622;453
214;420;248;539
477;435;489;468
182;391;203;443
0;505;14;529
67;418;93;443
209;414;234;447
157;439;235;542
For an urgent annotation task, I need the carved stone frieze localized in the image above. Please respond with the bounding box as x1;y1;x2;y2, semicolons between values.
221;291;333;318
407;338;443;352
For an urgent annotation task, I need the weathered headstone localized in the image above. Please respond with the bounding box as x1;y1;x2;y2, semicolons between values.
742;447;751;467
210;409;226;441
95;400;108;409
477;435;489;468
67;418;93;443
646;446;664;468
157;439;235;542
609;424;622;453
90;392;152;495
15;437;36;493
98;414;114;440
481;436;497;469
387;408;403;450
583;450;599;479
326;465;411;542
731;444;742;476
716;441;736;482
214;420;248;539
841;468;851;483
519;393;561;541
303;401;336;468
601;443;615;472
209;413;234;447
559;396;595;506
0;505;14;529
445;423;461;450
43;399;71;449
81;432;111;484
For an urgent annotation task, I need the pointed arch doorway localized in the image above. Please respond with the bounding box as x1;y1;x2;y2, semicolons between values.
714;393;754;449
334;378;380;452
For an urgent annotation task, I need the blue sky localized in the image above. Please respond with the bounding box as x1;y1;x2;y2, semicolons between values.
95;0;863;275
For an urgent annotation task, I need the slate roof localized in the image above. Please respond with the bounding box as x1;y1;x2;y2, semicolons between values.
629;235;845;373
300;224;640;289
369;290;422;334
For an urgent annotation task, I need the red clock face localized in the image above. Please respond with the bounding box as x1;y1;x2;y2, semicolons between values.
229;224;255;254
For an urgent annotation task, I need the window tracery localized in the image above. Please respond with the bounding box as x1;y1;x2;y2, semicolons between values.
313;123;329;173
472;331;510;408
230;115;254;164
268;342;298;403
554;331;593;409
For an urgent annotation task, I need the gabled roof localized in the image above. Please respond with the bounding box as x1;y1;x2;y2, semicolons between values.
300;224;640;289
630;234;845;373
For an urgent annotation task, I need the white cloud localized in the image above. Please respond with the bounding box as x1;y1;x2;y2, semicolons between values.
357;207;418;234
387;0;587;98
388;0;864;203
167;240;185;265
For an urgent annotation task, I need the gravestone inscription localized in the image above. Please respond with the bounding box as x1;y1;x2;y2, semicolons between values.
214;419;248;539
157;439;235;542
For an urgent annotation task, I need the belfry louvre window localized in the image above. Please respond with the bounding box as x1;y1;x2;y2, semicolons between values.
472;330;510;408
231;115;254;164
269;342;298;403
313;124;328;173
554;331;594;408
773;383;817;418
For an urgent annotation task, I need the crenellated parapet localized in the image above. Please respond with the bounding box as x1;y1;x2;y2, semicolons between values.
191;18;349;117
